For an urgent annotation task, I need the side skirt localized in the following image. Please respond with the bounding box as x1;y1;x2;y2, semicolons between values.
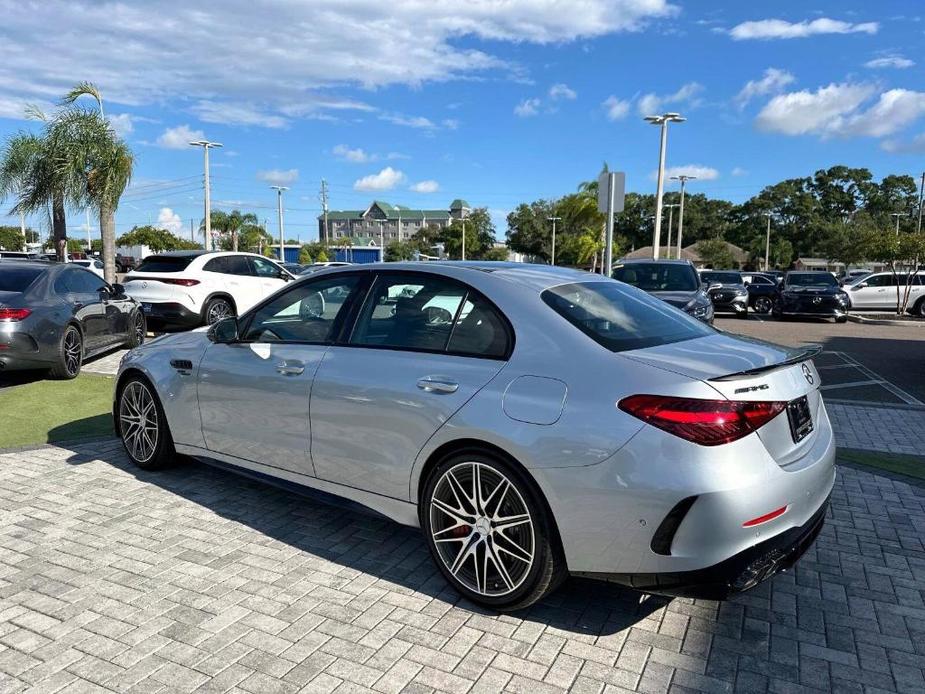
174;443;421;528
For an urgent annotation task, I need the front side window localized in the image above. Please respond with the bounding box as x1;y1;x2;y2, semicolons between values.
613;263;699;291
250;256;281;277
242;275;361;343
543;281;714;353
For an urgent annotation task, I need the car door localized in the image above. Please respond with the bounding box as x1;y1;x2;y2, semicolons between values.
310;271;512;500
57;268;109;351
197;272;364;475
848;273;892;308
249;256;291;300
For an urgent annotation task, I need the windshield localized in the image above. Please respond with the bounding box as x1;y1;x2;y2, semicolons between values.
786;273;838;288
0;266;43;292
135;256;196;273
542;281;714;353
700;271;741;285
612;263;699;292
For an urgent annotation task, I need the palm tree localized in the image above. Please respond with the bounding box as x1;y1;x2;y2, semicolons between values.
61;81;105;118
203;209;259;251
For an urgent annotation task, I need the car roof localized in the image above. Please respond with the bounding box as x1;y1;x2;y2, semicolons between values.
616;258;694;265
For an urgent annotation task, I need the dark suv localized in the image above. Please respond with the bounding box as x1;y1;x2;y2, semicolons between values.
772;271;850;323
613;259;715;323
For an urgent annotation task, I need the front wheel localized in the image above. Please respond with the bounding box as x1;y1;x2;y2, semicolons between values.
753;296;772;314
118;377;175;470
912;298;925;318
422;453;565;611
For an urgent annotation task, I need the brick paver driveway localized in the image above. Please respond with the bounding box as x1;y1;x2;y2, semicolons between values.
1;440;924;693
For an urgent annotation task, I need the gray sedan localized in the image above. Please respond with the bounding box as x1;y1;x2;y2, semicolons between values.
0;261;145;378
113;262;834;610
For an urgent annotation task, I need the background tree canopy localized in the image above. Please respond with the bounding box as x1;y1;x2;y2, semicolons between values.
117;225;200;253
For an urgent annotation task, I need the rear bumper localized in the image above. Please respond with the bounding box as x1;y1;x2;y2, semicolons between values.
140;301;202;328
0;330;54;371
574;491;830;599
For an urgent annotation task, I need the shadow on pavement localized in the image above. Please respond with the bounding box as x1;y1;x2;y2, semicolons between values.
46;414;114;444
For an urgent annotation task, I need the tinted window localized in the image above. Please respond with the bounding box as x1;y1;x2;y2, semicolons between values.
863;274;892;287
65;269;106;293
613;263;699;291
701;271;741;284
351;274;465;352
136;255;197;272
243;276;360;343
542;281;714;353
750;275;774;285
785;273;838;287
0;266;43;292
250;257;281;277
446;294;510;358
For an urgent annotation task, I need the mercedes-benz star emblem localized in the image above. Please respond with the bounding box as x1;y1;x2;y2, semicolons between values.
801;363;814;385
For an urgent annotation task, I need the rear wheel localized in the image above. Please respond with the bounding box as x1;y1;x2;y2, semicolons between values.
422;453;565;611
126;310;146;348
48;325;83;379
203;296;234;325
912;297;925;318
118;377;175;470
753;296;772;314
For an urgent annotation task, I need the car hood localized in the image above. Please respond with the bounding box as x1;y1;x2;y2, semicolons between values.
623;332;816;382
647;289;700;308
782;285;840;295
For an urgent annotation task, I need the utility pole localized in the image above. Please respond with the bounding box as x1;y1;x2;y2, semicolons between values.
320;179;329;244
85;209;92;252
917;172;924;235
271;186;288;263
891;212;907;235
190;218;195;244
461;219;466;261
547;216;561;265
663;204;679;259
644;112;685;259
670;174;696;259
20;212;27;252
376;220;385;261
189;140;222;251
763;212;773;272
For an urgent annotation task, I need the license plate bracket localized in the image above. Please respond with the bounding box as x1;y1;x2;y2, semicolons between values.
787;395;813;443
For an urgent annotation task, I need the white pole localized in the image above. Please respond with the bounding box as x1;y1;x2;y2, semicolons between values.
604;172;615;275
652;121;668;260
764;213;772;272
272;186;288;263
86;209;92;252
461;219;466;261
666;205;675;259
547;216;561;265
676;179;686;259
204;146;212;250
20;212;27;252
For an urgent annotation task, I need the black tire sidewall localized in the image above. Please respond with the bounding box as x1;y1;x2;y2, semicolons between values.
203;297;233;325
51;325;82;379
421;451;558;610
127;310;146;348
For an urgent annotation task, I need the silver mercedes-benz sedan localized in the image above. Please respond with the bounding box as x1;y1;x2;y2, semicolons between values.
113;262;835;610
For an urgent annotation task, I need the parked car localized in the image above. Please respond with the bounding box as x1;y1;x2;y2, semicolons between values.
699;270;749;319
613;259;714;323
280;262;304;275
71;258;105;278
741;273;779;314
843;271;925;316
114;261;833;609
115;254;137;273
772;271;850;323
122;251;296;329
0;260;145;378
839;268;873;286
299;261;353;275
0;251;40;261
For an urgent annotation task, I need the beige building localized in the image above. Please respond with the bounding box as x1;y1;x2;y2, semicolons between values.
319;199;470;243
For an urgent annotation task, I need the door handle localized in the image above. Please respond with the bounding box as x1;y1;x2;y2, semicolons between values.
417;377;458;394
276;361;305;375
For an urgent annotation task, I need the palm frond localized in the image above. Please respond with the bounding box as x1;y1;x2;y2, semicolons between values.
61;81;104;116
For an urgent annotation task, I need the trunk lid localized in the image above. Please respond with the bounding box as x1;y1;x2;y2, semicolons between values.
0;290;23;306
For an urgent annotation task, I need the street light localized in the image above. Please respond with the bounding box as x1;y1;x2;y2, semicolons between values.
270;186;288;263
662;204;679;259
189;140;222;250
762;212;774;272
645;112;685;259
669;174;696;259
891;212;908;235
547;216;561;265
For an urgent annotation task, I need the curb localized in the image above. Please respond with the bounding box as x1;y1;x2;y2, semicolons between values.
847;314;925;327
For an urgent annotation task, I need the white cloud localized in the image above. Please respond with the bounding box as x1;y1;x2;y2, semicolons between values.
731;167;748;177
650;165;719;181
354;167;405;192
514;98;541;117
410;180;440;193
881;133;925;154
548;83;577;100
864;56;915;69
442;118;460;130
379;113;437;129
333;144;374;163
755;83;925;138
729;17;878;40
156;207;183;234
637;82;703;115
192;100;288;128
156;124;206;149
108;113;134;137
256;168;299;185
734;68;795;109
602;95;631;120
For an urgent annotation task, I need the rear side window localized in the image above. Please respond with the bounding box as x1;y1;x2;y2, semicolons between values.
542;281;714;353
0;267;43;292
136;256;196;272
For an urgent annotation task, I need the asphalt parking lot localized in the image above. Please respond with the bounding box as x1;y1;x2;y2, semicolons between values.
716;316;925;408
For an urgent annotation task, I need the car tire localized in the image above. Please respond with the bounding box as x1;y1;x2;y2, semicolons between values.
203;296;234;326
753;296;772;314
421;451;566;612
737;307;749;319
835;316;848;324
48;324;83;380
912;297;925;319
126;310;146;348
117;376;175;470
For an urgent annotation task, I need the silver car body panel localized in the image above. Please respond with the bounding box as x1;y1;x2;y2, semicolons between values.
116;261;835;579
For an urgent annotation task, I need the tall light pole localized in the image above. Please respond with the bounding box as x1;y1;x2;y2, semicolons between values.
547;216;561;265
376;219;385;261
644;112;685;259
670;174;696;259
189;140;222;250
271;186;288;263
917;172;924;235
891;212;907;235
763;212;773;271
663;204;679;259
20;212;27;252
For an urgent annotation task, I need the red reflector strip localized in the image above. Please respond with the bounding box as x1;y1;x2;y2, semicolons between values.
743;505;788;528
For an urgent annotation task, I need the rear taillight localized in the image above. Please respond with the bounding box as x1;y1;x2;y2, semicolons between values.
164;278;200;287
618;394;786;446
0;308;32;321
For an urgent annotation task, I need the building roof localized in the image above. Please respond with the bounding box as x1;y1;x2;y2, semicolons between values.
684;240;749;264
322;200;458;222
449;199;470;210
620;246;699;261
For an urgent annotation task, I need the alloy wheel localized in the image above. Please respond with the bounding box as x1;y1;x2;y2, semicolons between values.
133;312;146;344
207;299;232;324
754;297;772;314
63;329;82;376
120;381;159;463
430;462;535;597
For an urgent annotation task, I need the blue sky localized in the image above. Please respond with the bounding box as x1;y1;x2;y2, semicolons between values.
1;0;923;245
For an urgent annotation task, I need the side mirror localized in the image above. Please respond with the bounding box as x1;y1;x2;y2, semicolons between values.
208;316;239;344
280;270;293;281
111;282;125;296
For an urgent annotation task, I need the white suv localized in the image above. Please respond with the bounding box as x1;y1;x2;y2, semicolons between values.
123;251;295;329
844;270;925;315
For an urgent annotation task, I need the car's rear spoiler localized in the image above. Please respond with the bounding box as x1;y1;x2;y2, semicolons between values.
709;344;823;382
